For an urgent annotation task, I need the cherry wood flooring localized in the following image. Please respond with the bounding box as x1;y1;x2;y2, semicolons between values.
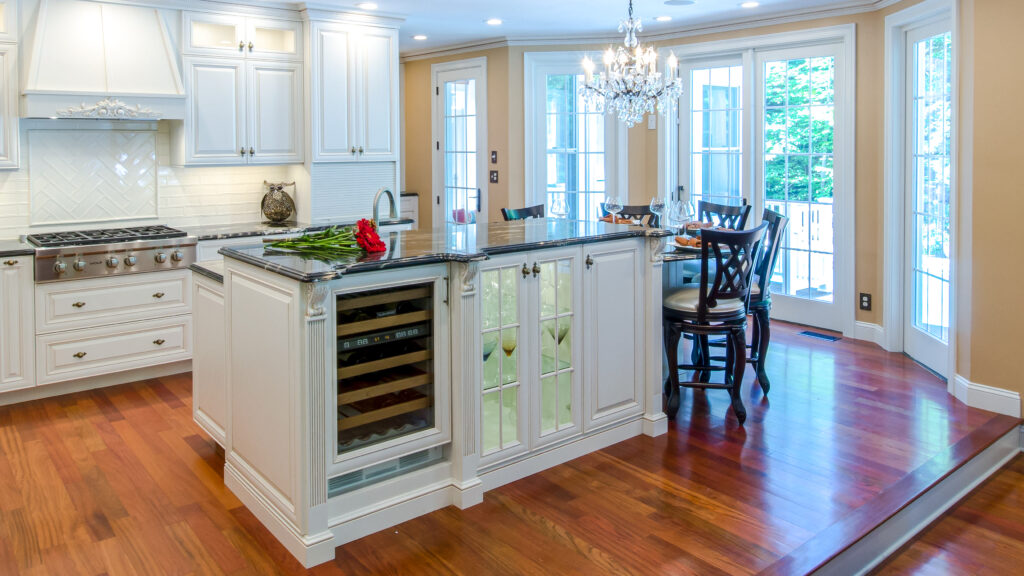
0;321;1017;575
873;454;1024;575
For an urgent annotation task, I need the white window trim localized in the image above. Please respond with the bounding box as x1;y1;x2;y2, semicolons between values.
657;24;857;339
882;0;958;381
523;51;628;214
431;57;488;229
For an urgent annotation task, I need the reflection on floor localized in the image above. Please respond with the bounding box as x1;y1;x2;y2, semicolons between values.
0;321;1016;575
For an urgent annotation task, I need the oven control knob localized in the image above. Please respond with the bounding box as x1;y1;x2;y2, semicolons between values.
54;261;67;274
155;252;168;264
73;260;87;272
124;256;137;267
106;257;119;269
171;250;184;262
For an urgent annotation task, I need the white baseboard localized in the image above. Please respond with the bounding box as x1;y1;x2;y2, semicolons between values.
0;360;192;406
853;321;886;348
953;375;1022;417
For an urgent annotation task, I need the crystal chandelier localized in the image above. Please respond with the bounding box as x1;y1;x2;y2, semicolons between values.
579;0;683;127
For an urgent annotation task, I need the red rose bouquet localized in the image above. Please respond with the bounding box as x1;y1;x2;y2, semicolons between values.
354;218;386;253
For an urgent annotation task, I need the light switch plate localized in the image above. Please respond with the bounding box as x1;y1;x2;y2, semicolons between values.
489;170;499;184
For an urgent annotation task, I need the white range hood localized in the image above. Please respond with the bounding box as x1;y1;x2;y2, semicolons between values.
21;0;185;119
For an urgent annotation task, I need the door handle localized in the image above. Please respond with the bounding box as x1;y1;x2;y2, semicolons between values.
153;339;166;346
532;263;541;277
521;263;530;278
585;255;593;270
73;352;87;359
152;292;165;299
72;301;86;308
3;259;17;266
476;188;482;213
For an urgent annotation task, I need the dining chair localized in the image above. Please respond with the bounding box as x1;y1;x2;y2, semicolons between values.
600;204;660;227
697;200;752;230
662;223;768;424
501;205;545;221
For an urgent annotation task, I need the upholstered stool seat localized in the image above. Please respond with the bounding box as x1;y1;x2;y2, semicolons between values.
665;284;746;316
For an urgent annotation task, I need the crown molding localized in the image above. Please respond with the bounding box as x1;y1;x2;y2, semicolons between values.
399;0;907;62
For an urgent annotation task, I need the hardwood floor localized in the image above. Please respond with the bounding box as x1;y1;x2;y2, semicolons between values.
0;321;1016;575
872;454;1024;575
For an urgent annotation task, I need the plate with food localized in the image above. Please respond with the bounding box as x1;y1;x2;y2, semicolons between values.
673;235;703;252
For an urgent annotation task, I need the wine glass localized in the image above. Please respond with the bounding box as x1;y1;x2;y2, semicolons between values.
604;195;623;224
649;196;666;228
549;194;568;219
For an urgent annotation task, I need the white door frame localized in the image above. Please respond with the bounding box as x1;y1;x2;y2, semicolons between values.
883;0;958;380
431;57;488;229
657;25;857;338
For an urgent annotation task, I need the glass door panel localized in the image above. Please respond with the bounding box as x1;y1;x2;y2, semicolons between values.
685;64;743;209
538;257;575;437
545;74;606;221
444;78;479;224
481;265;522;455
904;26;952;375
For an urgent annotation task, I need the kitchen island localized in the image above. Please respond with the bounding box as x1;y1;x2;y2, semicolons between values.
214;219;670;567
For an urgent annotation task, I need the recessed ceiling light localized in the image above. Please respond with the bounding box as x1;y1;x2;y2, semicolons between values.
655;15;673;22
485;18;503;26
413;34;428;40
664;0;696;5
356;2;378;9
740;1;760;7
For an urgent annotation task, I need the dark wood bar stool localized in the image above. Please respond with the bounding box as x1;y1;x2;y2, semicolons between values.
663;223;767;424
697;200;752;229
501;205;545;221
600;204;660;227
747;209;789;393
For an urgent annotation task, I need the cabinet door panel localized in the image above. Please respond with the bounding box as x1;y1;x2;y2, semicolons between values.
1;258;33;391
583;241;644;429
0;45;18;169
355;29;397;161
246;18;301;60
311;24;355;162
248;61;302;164
193;277;226;446
186;59;245;164
184;12;245;57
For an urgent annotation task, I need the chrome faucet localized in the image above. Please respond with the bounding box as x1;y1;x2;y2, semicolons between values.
372;187;397;224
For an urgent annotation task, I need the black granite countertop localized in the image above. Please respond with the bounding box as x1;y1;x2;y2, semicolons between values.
183;218;415;242
190;260;225;284
0;239;35;258
220;219;671;282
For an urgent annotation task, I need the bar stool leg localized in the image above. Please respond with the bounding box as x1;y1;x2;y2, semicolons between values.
663;321;682;418
727;326;747;424
753;306;771;394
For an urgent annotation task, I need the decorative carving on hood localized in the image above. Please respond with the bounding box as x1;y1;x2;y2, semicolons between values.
56;98;162;120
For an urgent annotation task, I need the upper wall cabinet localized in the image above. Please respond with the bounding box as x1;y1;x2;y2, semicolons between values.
184;12;302;61
0;0;17;43
310;21;398;163
0;44;18;169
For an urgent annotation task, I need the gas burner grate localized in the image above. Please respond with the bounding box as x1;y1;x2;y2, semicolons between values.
27;225;187;248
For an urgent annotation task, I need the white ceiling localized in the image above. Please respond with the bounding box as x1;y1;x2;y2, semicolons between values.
335;0;876;54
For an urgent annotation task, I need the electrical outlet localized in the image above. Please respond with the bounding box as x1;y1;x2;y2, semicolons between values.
859;293;872;311
489;170;499;184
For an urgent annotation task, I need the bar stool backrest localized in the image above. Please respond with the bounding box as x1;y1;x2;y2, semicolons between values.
754;209;789;302
698;200;752;230
501;205;545;221
697;223;768;322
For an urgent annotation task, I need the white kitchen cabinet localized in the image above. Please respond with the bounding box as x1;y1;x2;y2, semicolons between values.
1;256;34;392
582;240;645;430
310;21;398;163
192;268;226;446
0;44;18;169
184;12;301;61
478;246;583;465
179;57;303;165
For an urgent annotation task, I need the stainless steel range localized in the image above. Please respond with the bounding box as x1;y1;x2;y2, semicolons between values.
28;225;197;283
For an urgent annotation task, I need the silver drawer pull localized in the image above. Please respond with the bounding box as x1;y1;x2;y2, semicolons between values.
153;339;166;346
3;259;17;266
73;352;87;359
152;292;165;299
72;301;86;308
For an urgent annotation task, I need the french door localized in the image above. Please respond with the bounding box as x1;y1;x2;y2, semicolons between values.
432;58;487;228
755;45;847;332
903;23;952;376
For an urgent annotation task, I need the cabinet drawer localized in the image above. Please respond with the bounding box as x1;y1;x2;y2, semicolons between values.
37;316;192;386
36;270;191;333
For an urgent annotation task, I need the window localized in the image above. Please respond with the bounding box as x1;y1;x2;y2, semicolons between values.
525;53;626;222
685;64;743;208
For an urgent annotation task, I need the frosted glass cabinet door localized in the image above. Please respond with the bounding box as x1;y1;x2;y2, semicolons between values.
247;61;303;164
185;12;245;56
185;58;246;164
479;257;528;463
246;18;301;60
532;247;582;447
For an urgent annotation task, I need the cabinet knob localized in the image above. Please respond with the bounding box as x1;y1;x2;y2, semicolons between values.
153;339;166;346
240;147;246;156
73;352;87;359
152;292;165;299
521;263;530;278
3;259;16;266
248;41;254;51
585;255;594;269
72;301;86;308
351;146;357;155
249;147;255;157
358;146;364;154
239;41;245;51
532;263;541;277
